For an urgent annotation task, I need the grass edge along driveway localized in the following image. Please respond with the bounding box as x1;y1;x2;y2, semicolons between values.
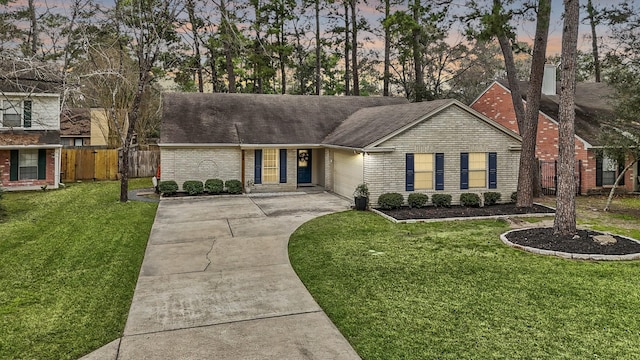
0;179;157;359
289;211;640;360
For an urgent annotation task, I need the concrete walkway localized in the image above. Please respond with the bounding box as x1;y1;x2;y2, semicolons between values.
82;192;360;360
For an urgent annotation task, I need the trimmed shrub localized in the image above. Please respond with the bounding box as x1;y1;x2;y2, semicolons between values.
205;179;224;194
511;191;518;203
377;192;404;210
183;180;204;195
407;193;428;208
483;192;502;206
225;179;243;194
431;193;452;208
460;193;481;207
158;180;179;195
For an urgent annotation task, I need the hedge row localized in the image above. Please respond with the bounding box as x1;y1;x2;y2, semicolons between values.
158;179;243;196
377;191;505;209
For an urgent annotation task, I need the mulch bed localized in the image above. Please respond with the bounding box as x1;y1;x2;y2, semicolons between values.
377;203;554;220
505;228;640;255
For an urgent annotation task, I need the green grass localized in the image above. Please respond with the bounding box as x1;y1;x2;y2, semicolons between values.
290;211;640;360
0;179;157;359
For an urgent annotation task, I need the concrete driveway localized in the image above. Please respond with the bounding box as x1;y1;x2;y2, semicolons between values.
82;192;360;360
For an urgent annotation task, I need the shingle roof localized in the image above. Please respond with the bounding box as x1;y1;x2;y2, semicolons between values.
60;108;91;137
161;93;408;145
0;59;62;94
323;99;453;148
497;80;614;146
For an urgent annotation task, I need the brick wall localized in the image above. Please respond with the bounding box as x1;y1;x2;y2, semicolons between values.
160;147;242;190
364;105;521;206
0;149;56;189
471;82;636;193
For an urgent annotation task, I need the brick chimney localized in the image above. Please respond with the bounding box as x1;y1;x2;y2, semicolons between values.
542;64;557;96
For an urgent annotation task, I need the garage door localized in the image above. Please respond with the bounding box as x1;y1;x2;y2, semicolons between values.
333;150;364;198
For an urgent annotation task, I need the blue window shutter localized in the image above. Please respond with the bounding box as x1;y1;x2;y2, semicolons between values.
254;149;262;184
23;100;32;128
435;153;444;190
37;149;46;180
488;152;497;189
406;153;414;191
279;149;287;183
460;152;469;189
10;150;18;181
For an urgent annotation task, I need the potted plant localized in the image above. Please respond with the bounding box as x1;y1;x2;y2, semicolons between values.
353;183;369;211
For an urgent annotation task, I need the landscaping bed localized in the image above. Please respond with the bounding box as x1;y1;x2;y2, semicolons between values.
377;203;554;220
505;228;640;255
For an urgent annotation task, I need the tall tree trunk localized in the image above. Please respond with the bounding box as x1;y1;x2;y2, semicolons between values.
412;0;424;102
517;0;551;208
586;0;601;82
209;46;219;93
186;0;204;92
383;0;390;96
344;1;350;96
497;35;526;130
554;0;580;236
350;0;359;95
220;0;236;93
28;0;38;56
120;71;149;202
279;20;286;94
315;0;321;95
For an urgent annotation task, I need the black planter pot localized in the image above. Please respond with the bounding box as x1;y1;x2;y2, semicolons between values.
354;196;368;211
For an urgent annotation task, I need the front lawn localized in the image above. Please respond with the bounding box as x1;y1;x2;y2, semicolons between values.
289;211;640;359
0;179;157;359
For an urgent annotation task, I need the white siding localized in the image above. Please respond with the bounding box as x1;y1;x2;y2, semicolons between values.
332;149;364;198
0;94;60;130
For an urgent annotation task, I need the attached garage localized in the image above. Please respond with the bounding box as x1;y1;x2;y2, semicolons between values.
332;149;363;199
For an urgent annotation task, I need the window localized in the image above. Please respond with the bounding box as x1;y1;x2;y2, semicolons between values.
406;153;444;191
19;150;38;180
602;156;617;186
468;152;487;188
414;153;434;189
262;148;279;183
10;149;46;181
461;152;497;190
74;138;84;147
2;99;31;128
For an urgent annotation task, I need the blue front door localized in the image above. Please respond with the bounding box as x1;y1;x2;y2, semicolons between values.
297;149;312;184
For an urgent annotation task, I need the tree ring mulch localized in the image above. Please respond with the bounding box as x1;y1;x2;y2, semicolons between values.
502;228;640;260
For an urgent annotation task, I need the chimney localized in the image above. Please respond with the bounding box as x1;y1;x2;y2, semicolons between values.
542;64;557;96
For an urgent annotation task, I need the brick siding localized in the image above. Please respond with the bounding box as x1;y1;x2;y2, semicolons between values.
0;149;56;189
471;82;636;193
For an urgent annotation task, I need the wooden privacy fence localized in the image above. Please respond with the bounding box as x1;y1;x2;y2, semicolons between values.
61;148;159;182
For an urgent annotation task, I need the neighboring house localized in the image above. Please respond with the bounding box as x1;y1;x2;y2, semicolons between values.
160;93;522;205
0;64;62;191
60;108;125;148
470;65;638;194
60;108;91;147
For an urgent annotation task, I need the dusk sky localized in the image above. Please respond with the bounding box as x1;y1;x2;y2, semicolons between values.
7;0;629;57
